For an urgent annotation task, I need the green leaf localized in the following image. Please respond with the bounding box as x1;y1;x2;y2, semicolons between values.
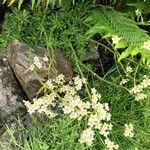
37;0;41;7
18;0;24;10
8;0;15;7
31;0;35;10
58;0;62;6
3;0;7;4
85;7;150;65
46;0;51;7
118;47;133;61
127;2;150;13
114;40;126;49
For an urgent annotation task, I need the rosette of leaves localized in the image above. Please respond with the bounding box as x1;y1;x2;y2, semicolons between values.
85;6;150;66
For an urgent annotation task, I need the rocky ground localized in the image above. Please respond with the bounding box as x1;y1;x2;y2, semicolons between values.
0;57;26;150
0;40;73;149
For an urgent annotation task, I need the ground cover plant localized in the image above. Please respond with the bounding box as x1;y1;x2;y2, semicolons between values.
0;0;150;150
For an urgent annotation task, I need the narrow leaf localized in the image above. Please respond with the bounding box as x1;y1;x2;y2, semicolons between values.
8;0;15;7
18;0;24;9
31;0;35;10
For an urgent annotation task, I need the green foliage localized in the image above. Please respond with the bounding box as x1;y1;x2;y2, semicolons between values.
1;116;85;150
0;2;150;150
127;1;150;14
2;65;150;150
85;7;150;65
2;0;88;9
0;2;90;67
0;9;29;49
3;0;63;9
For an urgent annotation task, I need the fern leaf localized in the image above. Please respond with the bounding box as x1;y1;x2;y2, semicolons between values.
85;7;150;65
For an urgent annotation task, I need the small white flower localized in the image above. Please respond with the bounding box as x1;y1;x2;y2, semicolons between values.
129;85;143;94
29;64;35;71
91;88;97;95
135;93;147;101
63;105;73;114
120;78;129;85
23;100;37;114
112;35;121;45
88;114;99;128
69;111;78;119
43;55;49;62
99;122;111;137
104;138;119;150
79;128;95;146
55;74;65;85
91;88;101;104
45;110;57;118
135;9;142;16
46;79;55;90
104;103;109;111
84;101;91;109
106;113;111;121
141;77;150;88
126;66;133;74
73;76;83;91
129;75;149;101
124;123;134;138
34;56;42;69
142;40;150;51
82;77;87;84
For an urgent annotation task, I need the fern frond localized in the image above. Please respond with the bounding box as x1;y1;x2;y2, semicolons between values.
85;7;150;65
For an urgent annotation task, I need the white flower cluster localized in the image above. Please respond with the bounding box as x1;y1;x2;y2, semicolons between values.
120;65;149;101
78;128;95;146
126;66;133;74
45;74;65;90
120;65;133;85
120;78;129;86
29;55;49;71
129;75;150;101
124;123;134;138
104;138;119;150
142;40;150;51
43;55;49;62
79;88;118;149
112;35;122;45
24;74;118;149
61;94;90;120
23;93;57;117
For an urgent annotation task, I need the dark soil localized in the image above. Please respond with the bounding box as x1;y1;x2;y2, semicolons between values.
0;3;5;33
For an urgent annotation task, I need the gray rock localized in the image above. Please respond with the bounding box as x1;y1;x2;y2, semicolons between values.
0;57;26;129
0;57;28;150
7;40;73;99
